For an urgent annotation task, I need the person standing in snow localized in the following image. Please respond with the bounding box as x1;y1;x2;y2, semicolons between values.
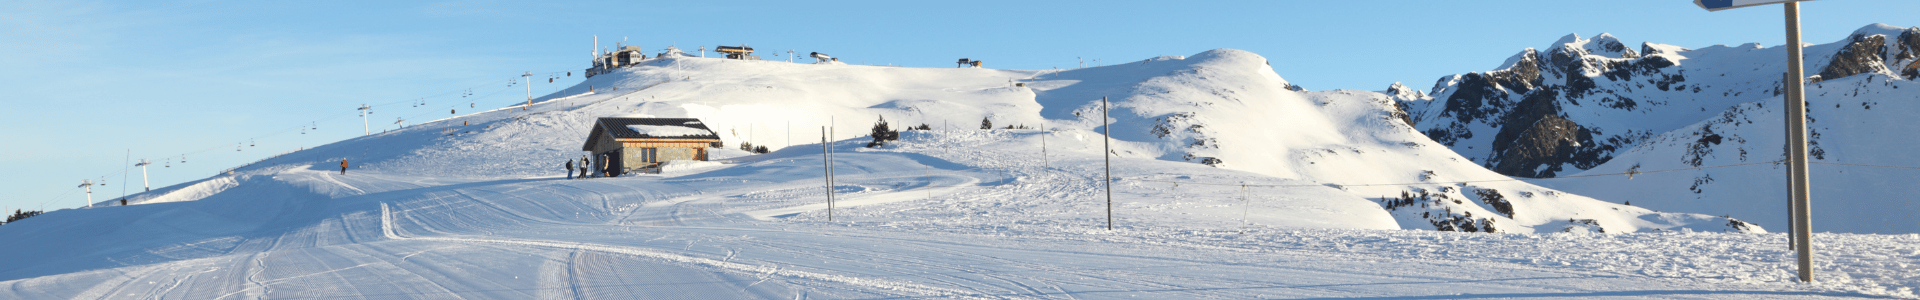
580;155;591;178
565;159;575;179
599;153;612;177
340;159;349;175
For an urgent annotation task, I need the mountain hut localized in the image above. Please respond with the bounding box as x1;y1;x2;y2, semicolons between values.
582;117;722;176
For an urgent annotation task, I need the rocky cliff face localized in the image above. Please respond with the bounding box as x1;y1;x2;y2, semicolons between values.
1817;26;1920;82
1396;24;1920;178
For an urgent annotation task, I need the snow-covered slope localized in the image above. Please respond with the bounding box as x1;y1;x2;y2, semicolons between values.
1536;66;1920;234
169;48;1752;234
1028;49;1752;234
11;49;1911;299
1399;24;1920;180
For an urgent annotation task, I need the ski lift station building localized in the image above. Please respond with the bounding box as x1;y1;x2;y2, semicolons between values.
587;45;647;78
582;117;722;175
717;45;757;60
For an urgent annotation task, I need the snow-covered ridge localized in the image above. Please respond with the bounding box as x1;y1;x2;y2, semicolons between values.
1398;23;1920;234
1400;23;1920;180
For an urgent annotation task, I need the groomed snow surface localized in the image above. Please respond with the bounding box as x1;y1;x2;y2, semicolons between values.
1;52;1914;299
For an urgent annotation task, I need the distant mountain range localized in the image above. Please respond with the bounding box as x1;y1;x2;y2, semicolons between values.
1394;23;1920;234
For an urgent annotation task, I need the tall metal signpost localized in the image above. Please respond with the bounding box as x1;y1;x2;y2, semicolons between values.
1694;0;1815;282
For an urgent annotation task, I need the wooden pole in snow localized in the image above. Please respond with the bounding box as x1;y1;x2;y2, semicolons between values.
925;163;932;201
1103;96;1112;230
823;127;833;222
829;123;836;221
1040;123;1049;175
121;149;129;200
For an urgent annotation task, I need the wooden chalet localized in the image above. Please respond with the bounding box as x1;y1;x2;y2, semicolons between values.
582;118;722;176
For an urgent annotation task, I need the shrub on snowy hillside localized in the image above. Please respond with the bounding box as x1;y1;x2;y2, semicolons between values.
739;142;769;154
4;209;42;225
867;115;899;148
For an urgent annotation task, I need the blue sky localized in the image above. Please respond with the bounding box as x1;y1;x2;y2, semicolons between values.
3;0;1914;212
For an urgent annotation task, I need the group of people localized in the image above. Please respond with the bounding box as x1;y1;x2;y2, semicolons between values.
566;154;613;179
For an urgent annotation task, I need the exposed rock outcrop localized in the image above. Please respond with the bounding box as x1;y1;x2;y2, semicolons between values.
1818;33;1888;82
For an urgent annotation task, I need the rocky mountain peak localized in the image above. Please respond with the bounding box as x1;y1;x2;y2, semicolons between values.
1818;24;1920;81
1586;33;1639;59
1386;82;1427;100
1639;42;1689;57
1395;26;1918;178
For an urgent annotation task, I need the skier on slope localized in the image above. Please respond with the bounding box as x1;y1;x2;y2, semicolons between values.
565;159;575;179
340;159;349;175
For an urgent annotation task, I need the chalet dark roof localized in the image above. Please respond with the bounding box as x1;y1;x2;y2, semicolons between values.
593;117;720;140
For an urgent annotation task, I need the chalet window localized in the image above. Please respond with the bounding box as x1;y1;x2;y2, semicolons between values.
641;148;658;162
